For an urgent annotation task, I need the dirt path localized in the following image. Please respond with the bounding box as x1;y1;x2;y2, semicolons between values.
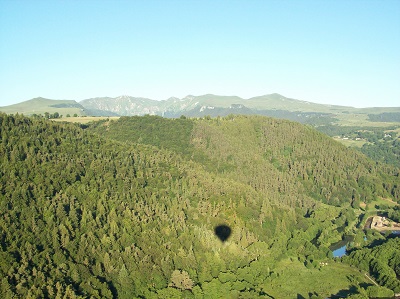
364;273;378;286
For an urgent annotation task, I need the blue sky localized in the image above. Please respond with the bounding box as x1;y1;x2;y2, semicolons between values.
1;0;399;108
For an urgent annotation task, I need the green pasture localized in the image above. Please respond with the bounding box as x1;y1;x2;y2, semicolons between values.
53;116;120;124
334;113;399;127
333;137;368;148
366;197;399;211
263;258;371;299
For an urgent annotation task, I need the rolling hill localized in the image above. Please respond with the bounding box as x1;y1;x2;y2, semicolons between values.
0;97;85;116
0;97;118;117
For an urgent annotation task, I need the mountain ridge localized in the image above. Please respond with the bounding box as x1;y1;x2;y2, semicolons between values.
2;94;400;126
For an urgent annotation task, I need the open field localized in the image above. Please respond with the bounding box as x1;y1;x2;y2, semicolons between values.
263;258;371;299
52;116;120;123
359;197;398;217
366;197;399;210
391;127;400;135
333;137;368;148
334;113;400;127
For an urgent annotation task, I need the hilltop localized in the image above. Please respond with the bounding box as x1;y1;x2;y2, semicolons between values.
0;97;84;116
0;97;118;117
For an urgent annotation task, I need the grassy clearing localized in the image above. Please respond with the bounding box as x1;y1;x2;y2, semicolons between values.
52;116;120;124
391;127;400;135
334;113;371;126
334;113;400;127
366;197;399;211
262;258;370;299
333;137;367;148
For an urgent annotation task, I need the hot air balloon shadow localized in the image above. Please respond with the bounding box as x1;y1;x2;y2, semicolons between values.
214;225;231;242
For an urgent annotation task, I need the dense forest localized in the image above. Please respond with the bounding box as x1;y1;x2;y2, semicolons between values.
0;113;399;298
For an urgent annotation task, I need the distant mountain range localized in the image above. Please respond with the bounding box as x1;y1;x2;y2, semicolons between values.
1;94;400;125
78;93;360;117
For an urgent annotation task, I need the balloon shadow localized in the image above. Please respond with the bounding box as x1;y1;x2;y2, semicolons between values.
214;225;231;242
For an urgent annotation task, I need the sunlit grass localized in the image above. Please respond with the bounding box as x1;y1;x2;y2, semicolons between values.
333;137;368;148
52;116;120;124
334;113;399;127
263;258;370;299
366;197;398;211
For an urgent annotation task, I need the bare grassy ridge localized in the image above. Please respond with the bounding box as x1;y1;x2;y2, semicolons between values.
0;97;84;116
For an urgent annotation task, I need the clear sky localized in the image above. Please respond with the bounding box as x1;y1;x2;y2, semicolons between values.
1;0;399;108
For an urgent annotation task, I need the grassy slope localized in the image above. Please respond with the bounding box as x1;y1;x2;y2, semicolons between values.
188;94;244;108
179;93;352;113
52;116;120;124
0;97;84;116
264;258;370;299
334;112;400;127
245;94;353;113
191;93;400;116
333;137;368;148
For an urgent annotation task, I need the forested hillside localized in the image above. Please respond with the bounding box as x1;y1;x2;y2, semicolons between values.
91;115;400;207
0;113;399;298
